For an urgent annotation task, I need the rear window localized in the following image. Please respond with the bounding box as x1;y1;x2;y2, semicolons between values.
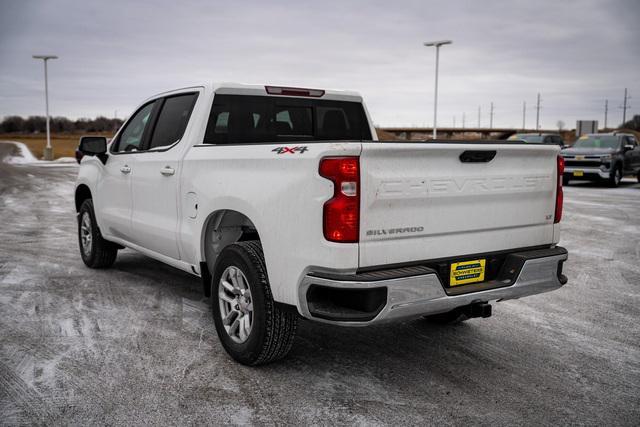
203;95;372;144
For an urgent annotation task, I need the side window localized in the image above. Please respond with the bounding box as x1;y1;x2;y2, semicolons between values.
113;102;155;153
148;93;198;150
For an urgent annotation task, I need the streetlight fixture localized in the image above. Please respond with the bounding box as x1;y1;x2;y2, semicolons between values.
423;40;452;139
32;54;58;160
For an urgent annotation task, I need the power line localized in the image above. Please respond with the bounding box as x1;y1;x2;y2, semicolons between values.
620;88;631;125
535;93;541;130
489;102;494;129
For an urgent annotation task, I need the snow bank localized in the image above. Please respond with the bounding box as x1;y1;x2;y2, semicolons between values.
1;141;77;167
2;141;39;164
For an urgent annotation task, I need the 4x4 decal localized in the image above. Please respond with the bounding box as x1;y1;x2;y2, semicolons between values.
272;146;309;155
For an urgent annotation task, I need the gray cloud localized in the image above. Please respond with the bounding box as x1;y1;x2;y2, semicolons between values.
1;0;638;128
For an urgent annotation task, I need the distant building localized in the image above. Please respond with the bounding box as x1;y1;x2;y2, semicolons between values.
576;120;598;136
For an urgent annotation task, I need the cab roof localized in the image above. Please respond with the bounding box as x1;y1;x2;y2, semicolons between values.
210;82;363;102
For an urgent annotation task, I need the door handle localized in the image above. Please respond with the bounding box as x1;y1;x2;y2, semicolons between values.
160;166;175;176
120;165;131;174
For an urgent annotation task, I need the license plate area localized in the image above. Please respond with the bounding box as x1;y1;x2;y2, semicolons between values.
450;259;486;286
573;170;584;177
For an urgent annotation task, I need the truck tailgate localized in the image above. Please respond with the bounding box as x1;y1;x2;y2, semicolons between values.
359;142;560;267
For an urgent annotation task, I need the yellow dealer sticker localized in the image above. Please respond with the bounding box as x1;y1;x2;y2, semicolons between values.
450;259;486;286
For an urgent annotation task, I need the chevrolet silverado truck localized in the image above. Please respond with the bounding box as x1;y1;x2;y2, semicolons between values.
561;133;640;187
74;83;568;365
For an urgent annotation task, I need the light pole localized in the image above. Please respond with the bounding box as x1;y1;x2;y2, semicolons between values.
423;40;452;139
32;54;58;160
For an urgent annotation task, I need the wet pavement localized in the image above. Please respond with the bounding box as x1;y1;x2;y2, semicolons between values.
1;141;639;425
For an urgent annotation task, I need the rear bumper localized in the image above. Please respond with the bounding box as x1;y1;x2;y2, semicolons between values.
298;246;568;326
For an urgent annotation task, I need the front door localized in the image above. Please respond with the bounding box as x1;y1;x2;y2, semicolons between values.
96;101;156;241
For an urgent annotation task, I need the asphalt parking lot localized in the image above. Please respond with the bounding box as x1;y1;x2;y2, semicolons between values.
1;142;639;425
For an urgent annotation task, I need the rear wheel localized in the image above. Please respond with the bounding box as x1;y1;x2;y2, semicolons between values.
211;241;297;365
608;165;622;187
78;199;118;268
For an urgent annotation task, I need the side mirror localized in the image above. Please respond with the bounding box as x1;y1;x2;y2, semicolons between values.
77;136;108;164
624;144;634;152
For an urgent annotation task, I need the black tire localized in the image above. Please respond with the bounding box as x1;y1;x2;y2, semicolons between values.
637;170;640;184
562;175;570;186
423;308;469;325
78;199;118;268
211;241;297;365
608;165;622;187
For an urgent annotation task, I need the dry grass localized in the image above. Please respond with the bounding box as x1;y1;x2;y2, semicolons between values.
375;128;403;140
0;132;113;160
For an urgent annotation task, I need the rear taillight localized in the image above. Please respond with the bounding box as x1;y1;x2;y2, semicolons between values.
319;157;360;243
555;155;564;223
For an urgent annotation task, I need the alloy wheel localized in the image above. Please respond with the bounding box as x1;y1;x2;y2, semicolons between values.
80;212;93;256
218;266;253;343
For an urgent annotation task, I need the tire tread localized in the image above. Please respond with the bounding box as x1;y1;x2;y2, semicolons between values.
79;199;118;268
213;240;297;365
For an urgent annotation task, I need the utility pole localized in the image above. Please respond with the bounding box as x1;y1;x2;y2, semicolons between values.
477;106;481;128
535;93;541;130
453;115;456;128
489;102;494;129
462;112;466;129
621;88;630;125
423;40;453;139
32;54;58;160
604;100;608;130
522;101;526;130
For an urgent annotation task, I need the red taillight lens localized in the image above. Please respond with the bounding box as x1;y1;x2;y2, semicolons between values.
555;155;564;223
319;157;360;243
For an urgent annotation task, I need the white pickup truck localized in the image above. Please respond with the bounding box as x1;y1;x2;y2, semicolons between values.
75;83;568;365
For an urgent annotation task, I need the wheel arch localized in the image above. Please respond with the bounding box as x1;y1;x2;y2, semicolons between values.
200;209;261;297
75;184;92;212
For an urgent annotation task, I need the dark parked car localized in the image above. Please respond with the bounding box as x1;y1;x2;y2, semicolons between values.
508;133;565;147
561;133;640;187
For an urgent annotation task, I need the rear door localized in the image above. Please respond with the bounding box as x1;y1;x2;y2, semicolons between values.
358;142;560;267
129;92;199;259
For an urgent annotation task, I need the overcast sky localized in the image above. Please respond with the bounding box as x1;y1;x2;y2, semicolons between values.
1;0;639;128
